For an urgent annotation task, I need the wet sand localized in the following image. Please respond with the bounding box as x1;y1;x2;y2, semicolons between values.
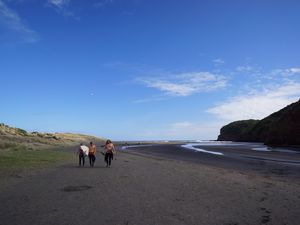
128;144;300;179
0;144;300;225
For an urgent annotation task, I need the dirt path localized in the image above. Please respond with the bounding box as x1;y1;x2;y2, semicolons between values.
1;150;300;225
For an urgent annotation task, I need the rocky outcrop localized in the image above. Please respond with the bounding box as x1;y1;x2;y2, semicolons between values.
218;99;300;146
218;120;259;141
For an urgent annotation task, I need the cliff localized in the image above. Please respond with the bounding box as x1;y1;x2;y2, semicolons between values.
217;99;300;146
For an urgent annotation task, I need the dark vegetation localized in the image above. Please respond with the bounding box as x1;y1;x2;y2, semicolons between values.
218;99;300;146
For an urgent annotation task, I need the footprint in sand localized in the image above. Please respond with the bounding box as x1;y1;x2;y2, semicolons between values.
260;207;271;224
61;185;92;192
261;215;271;224
259;197;267;202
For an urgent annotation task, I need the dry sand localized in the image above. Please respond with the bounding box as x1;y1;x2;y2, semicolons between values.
0;147;300;225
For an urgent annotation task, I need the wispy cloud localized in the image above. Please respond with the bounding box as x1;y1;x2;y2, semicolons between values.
289;68;300;74
47;0;80;19
48;0;70;8
46;0;116;19
0;0;39;43
235;65;255;72
213;58;225;66
270;67;300;77
234;64;300;80
207;82;300;121
93;0;114;9
138;72;227;97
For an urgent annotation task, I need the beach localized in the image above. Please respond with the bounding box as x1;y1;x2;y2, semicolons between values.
0;144;300;225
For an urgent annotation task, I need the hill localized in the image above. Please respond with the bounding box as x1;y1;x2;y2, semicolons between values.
217;120;259;142
0;123;105;150
217;99;300;146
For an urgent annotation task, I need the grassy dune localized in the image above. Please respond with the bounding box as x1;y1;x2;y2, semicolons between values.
0;143;73;170
0;123;105;173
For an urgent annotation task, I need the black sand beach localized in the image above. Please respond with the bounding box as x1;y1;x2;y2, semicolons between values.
126;143;300;179
1;143;300;225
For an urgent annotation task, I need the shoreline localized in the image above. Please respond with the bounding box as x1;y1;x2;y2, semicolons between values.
122;144;300;181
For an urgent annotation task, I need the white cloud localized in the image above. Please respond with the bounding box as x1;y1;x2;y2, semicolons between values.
93;0;114;9
236;65;255;72
48;0;70;8
290;68;300;74
213;58;225;65
47;0;114;16
47;0;79;19
138;72;227;97
0;0;39;43
270;67;300;77
207;82;300;121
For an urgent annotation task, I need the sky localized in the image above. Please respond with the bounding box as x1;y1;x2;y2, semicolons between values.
0;0;300;140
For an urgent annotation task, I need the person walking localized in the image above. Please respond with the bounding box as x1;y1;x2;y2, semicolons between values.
104;139;115;168
78;143;85;167
88;142;96;167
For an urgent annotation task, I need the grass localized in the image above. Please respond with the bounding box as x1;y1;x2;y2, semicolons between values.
0;143;73;170
0;124;104;183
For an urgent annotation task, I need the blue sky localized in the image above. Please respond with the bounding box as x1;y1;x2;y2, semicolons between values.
1;0;300;140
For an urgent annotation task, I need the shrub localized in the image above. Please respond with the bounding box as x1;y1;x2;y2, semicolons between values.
16;128;28;136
